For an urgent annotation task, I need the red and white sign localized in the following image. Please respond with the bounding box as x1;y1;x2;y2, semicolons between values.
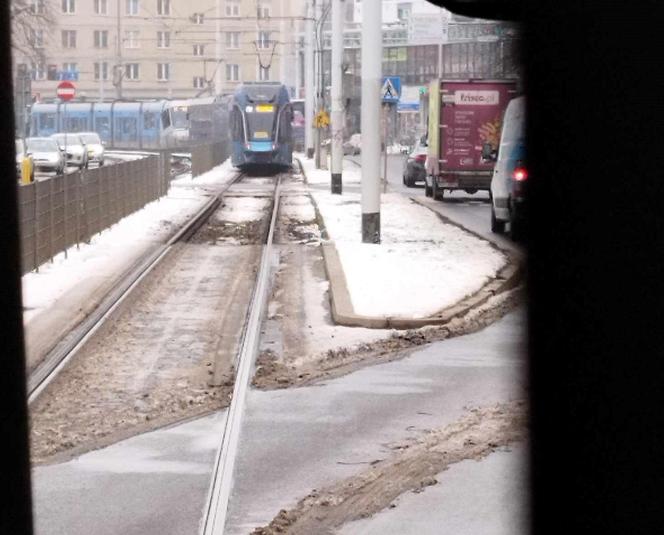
56;81;76;101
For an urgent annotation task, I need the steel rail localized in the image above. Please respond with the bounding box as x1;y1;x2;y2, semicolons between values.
27;171;244;405
200;173;283;535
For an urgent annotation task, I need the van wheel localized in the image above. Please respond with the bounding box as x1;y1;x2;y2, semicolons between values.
510;211;524;242
491;204;506;233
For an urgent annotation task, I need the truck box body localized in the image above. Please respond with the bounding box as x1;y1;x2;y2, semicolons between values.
426;79;518;193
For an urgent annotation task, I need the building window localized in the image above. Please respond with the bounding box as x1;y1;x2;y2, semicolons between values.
94;0;108;14
157;31;171;48
157;0;170;15
259;65;270;81
125;63;140;80
31;29;44;48
63;62;77;73
32;62;46;81
257;4;270;18
31;0;46;14
226;63;239;81
192;12;204;24
226;32;239;49
126;0;138;15
397;3;411;21
61;30;77;48
94;62;109;80
193;76;205;89
157;63;170;81
94;30;109;48
257;31;271;49
124;30;139;48
225;1;239;17
193;44;204;56
62;0;75;14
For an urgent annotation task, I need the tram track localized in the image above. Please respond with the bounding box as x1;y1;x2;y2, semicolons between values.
28;167;293;468
26;170;242;405
200;174;283;535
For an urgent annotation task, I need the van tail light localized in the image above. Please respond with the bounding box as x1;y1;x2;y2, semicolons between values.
512;166;528;181
415;154;427;164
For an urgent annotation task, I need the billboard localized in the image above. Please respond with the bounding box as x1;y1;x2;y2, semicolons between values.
408;13;448;45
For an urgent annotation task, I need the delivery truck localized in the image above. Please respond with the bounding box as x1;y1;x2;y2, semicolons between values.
424;79;518;200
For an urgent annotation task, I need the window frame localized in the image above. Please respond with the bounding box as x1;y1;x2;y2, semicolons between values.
125;62;140;80
157;31;171;49
61;0;76;14
61;30;77;48
157;63;171;81
94;30;109;49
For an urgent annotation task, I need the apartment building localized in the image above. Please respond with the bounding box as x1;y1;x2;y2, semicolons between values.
16;0;301;102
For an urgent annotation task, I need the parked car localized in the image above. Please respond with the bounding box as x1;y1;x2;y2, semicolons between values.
15;139;34;182
77;132;106;166
51;133;89;169
490;95;527;240
26;137;65;174
342;133;361;155
403;137;428;187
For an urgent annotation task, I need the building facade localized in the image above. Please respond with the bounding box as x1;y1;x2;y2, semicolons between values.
14;0;301;103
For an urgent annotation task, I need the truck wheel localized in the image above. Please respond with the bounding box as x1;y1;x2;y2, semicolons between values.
491;204;506;234
425;177;433;197
432;180;444;201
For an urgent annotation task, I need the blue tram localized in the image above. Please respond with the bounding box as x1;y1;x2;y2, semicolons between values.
229;82;293;168
29;97;229;150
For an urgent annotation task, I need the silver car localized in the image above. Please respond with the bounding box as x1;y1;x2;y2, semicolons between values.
26;137;65;174
51;133;89;169
77;132;106;166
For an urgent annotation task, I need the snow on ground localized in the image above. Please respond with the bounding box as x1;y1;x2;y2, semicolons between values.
280;194;317;221
307;185;506;319
296;154;362;185
22;160;237;324
215;196;270;222
170;158;235;186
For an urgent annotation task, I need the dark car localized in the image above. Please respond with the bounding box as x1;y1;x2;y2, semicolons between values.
402;138;428;187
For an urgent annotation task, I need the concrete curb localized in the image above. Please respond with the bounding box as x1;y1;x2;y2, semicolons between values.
298;157;523;330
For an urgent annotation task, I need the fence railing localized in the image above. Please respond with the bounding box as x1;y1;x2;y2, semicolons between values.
18;154;170;274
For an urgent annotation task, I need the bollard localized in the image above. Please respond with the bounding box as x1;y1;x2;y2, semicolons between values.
21;156;33;184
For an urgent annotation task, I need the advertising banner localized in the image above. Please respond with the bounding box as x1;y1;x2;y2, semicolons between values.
439;81;517;171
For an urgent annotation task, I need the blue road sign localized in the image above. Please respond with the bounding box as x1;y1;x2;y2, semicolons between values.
57;70;79;81
381;76;401;103
397;101;419;112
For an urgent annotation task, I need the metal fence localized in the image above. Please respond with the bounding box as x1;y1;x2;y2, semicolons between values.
191;141;231;178
18;154;170;274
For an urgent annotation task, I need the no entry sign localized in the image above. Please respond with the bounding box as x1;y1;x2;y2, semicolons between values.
56;80;76;101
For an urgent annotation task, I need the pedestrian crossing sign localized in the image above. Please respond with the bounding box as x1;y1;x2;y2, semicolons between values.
381;76;401;103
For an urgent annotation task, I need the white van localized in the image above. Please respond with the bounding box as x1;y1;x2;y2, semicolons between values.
490;96;527;239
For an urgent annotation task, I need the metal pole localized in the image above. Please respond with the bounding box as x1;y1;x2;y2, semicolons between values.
304;0;315;158
382;103;388;193
438;42;443;78
330;0;344;194
215;0;222;95
314;0;322;168
116;0;122;98
361;0;381;243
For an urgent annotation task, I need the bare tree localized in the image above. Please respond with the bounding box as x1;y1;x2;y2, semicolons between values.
11;0;55;64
